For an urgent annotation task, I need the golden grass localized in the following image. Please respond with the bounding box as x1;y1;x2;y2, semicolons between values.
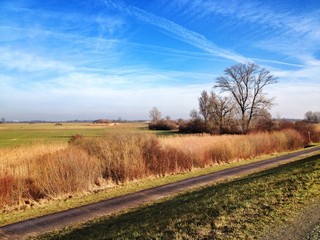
0;143;68;208
0;143;67;176
160;129;304;164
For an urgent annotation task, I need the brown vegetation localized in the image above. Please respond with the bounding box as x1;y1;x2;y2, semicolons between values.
0;128;316;210
148;119;178;130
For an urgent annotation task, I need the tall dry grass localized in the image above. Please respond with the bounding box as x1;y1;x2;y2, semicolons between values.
0;129;307;209
0;144;67;207
160;129;305;165
70;134;193;181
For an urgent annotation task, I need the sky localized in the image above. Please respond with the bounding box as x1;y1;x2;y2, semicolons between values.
0;0;320;121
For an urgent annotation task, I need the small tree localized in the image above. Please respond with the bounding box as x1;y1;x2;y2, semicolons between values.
0;118;5;124
198;91;236;133
209;92;235;134
215;63;277;133
149;107;161;123
198;90;212;132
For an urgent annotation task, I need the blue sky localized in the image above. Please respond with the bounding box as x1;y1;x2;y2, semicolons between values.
0;0;320;121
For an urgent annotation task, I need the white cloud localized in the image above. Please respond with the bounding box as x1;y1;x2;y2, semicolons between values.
0;73;210;120
167;0;320;65
170;0;320;40
0;47;74;73
270;82;320;119
267;57;320;81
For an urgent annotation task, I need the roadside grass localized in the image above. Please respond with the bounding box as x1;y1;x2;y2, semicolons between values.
0;145;318;227
34;155;320;240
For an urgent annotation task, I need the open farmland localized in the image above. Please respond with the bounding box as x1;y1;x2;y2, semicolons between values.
0;122;165;148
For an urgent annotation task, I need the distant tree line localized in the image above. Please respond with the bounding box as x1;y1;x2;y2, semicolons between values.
149;63;319;139
305;111;320;123
179;63;277;134
148;107;178;130
149;63;277;133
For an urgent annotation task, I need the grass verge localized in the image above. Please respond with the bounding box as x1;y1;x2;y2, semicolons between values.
33;154;320;240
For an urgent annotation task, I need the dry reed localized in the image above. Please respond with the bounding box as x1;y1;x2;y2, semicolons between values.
160;129;305;164
0;129;307;209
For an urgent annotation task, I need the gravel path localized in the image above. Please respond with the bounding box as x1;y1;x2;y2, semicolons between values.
1;146;320;240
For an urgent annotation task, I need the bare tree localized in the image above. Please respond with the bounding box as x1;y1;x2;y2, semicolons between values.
305;111;320;123
198;90;212;132
209;92;235;133
215;63;277;133
190;109;200;120
198;90;236;133
149;107;161;123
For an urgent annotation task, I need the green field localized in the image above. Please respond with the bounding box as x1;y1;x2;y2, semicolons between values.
34;155;320;240
0;122;172;147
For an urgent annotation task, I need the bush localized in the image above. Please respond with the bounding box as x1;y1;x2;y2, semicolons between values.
293;121;320;144
70;134;193;181
70;134;150;183
149;120;178;130
178;119;205;133
273;120;320;144
32;148;101;198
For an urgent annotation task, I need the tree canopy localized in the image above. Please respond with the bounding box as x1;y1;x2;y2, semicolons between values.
215;63;277;132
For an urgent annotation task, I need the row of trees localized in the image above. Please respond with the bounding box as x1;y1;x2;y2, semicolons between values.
305;111;320;123
190;63;277;134
149;63;278;134
149;63;319;135
148;107;178;130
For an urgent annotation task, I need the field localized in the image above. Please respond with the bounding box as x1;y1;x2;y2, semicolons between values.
0;122;319;230
34;154;320;240
0;122;158;148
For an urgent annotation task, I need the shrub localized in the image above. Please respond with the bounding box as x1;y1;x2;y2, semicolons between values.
32;148;101;198
178;119;205;133
293;121;320;144
149;120;178;130
71;134;158;182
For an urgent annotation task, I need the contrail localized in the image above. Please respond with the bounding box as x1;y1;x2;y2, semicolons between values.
102;0;249;63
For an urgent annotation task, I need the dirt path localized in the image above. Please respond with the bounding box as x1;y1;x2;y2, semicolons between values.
1;146;320;240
